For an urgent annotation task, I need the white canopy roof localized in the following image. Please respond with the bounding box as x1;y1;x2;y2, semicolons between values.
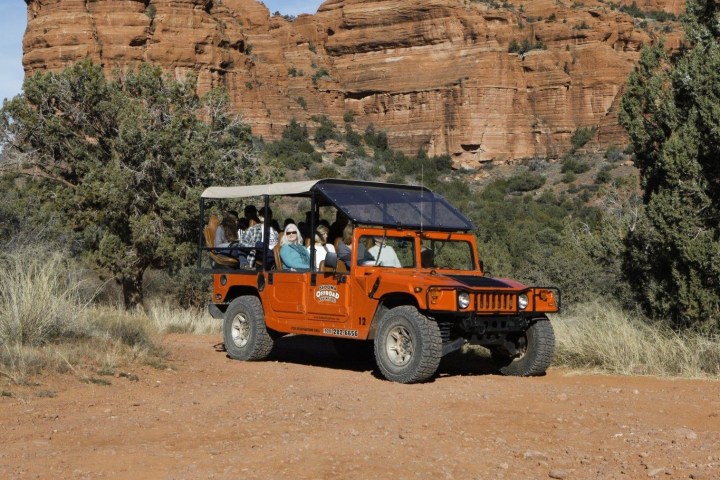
201;180;320;199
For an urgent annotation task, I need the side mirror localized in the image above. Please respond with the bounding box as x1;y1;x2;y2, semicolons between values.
324;252;338;270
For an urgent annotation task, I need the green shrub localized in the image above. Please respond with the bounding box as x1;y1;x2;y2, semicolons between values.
604;144;624;162
311;115;339;146
595;166;613;184
311;68;329;85
345;124;362;146
570;127;596;151
561;155;591;174
505;173;546;192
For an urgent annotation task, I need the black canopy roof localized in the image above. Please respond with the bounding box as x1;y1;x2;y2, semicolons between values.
201;179;474;232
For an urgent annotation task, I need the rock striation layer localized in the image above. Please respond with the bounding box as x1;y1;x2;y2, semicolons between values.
22;0;683;167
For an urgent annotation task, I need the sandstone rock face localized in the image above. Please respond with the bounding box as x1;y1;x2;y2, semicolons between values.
22;0;684;167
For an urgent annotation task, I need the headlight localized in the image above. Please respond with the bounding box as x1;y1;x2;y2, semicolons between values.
458;292;471;309
518;293;529;310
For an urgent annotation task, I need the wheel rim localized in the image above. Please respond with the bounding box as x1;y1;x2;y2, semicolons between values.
386;325;413;367
230;313;250;348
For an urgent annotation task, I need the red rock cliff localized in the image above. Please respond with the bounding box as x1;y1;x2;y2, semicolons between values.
22;0;683;167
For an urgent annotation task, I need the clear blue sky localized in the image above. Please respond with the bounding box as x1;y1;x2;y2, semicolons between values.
0;1;323;102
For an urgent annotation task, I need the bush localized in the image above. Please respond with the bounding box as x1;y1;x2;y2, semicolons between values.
311;68;330;85
505;173;546;192
561;155;591;174
282;119;309;142
595;165;613;184
570;127;596;151
311;165;340;179
605;144;624;162
310;115;339;146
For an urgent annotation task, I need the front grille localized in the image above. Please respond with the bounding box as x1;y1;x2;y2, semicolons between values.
476;292;517;312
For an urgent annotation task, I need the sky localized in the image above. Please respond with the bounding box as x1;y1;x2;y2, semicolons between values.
0;1;323;103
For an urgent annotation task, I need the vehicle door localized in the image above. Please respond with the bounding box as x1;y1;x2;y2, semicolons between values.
306;269;350;323
267;270;308;322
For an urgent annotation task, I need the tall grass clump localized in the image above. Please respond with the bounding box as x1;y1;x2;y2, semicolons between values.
553;303;720;377
0;248;87;348
145;299;220;334
0;246;167;384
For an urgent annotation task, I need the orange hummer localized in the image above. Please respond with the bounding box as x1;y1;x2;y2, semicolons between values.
199;179;559;383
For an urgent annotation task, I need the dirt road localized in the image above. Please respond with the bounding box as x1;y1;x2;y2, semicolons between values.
2;334;719;479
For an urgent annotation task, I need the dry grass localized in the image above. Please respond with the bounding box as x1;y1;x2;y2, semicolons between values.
553;302;720;378
145;299;220;335
0;248;168;384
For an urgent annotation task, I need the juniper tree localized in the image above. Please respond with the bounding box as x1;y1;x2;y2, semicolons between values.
619;0;720;331
0;61;261;308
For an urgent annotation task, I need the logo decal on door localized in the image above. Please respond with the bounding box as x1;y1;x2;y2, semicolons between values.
316;284;340;303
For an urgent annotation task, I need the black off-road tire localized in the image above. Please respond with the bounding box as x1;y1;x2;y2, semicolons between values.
223;296;273;361
374;306;442;383
493;317;555;376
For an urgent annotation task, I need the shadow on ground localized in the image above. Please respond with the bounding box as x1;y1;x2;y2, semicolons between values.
226;335;501;381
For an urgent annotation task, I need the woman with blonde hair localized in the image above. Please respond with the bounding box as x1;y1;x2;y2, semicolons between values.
279;223;310;271
308;224;336;269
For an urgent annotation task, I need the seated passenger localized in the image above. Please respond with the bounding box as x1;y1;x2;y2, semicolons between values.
368;237;402;267
337;223;374;269
214;212;238;248
215;218;249;266
237;217;249;239
243;205;260;228
421;247;435;268
279;223;310;271
308;225;336;269
239;206;278;266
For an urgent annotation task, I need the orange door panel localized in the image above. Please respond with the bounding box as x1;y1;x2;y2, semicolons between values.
268;272;306;316
306;273;350;323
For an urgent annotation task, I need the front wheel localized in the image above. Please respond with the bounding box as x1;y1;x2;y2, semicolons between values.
493;317;555;376
374;306;441;383
223;296;274;361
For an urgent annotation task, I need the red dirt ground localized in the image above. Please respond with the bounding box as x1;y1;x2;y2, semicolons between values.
1;334;719;480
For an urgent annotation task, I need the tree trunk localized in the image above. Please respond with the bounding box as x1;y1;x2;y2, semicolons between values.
120;268;145;310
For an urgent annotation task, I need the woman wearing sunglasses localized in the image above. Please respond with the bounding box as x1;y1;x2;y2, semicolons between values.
279;223;311;271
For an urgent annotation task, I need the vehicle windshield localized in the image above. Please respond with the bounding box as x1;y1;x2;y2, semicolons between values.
420;238;476;271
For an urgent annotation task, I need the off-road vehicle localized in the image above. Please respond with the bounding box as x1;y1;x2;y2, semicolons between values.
199;179;559;383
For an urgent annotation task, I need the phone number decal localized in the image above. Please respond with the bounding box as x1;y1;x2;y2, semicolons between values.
323;328;359;337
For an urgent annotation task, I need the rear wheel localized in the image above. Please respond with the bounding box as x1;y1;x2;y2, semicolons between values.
223;296;273;361
493;317;555;376
374;306;441;383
